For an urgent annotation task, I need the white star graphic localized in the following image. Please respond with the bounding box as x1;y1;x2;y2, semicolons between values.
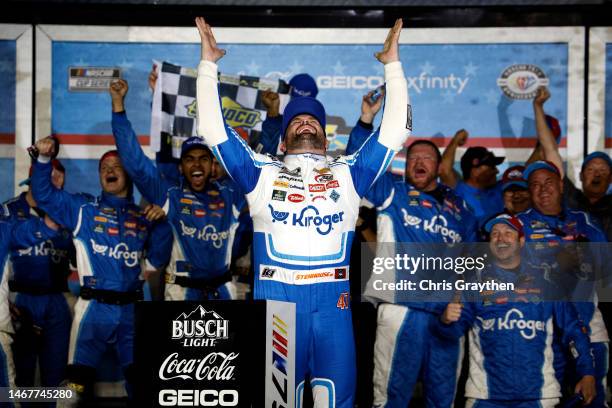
333;61;346;75
442;90;456;104
485;89;499;105
288;60;304;76
419;61;435;75
117;59;134;70
246;61;260;75
464;62;478;77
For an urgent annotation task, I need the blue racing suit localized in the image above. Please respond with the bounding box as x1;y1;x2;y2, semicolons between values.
112;111;245;300
518;207;609;407
31;158;156;392
435;262;595;408
348;119;478;407
196;59;410;407
2;193;73;390
0;218;58;398
455;181;504;227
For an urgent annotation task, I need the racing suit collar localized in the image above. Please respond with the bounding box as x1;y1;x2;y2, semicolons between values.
283;153;327;176
100;191;133;208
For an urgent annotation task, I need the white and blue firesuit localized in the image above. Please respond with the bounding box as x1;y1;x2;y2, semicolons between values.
348;122;478;407
31;158;158;393
196;59;410;407
2;193;73;390
435;262;595;408
111;112;245;300
518;207;609;407
0;218;58;398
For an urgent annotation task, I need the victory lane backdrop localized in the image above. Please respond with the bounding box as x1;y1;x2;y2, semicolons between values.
134;301;267;407
39;26;581;201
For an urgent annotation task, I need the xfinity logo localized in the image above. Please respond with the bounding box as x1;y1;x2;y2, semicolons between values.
172;305;229;347
179;220;229;249
268;205;344;236
478;308;546;340
317;73;470;94
90;239;140;267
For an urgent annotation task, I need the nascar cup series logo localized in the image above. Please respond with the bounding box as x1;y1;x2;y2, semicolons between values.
497;64;549;100
478;308;546;340
171;305;229;347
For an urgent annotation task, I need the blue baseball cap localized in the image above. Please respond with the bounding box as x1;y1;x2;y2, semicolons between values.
523;160;561;180
180;136;211;159
484;213;524;238
581;151;612;172
289;73;318;98
281;96;326;139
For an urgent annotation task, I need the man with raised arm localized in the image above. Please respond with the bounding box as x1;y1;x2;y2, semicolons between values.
195;17;410;407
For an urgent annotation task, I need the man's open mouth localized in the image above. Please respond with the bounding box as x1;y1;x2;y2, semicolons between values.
106;176;118;183
191;171;204;183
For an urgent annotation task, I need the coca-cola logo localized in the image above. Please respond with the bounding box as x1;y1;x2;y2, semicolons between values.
159;352;239;381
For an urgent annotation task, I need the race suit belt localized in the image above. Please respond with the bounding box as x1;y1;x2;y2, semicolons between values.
165;271;231;290
79;286;143;305
9;280;66;295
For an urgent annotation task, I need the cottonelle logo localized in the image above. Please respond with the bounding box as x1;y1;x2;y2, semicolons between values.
172;305;229;347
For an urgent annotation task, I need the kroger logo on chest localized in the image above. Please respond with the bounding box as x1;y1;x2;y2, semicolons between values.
268;204;345;236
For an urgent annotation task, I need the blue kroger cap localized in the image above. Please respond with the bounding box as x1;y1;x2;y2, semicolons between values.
581;151;612;172
289;73;318;98
523;160;560;180
281;96;326;139
180;136;211;159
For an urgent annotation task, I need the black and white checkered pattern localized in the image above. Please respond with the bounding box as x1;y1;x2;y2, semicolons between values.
150;60;290;160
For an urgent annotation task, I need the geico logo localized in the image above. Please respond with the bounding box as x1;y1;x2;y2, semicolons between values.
317;75;384;90
295;272;334;280
158;389;238;407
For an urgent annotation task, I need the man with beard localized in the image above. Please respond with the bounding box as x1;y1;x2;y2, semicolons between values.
31;137;163;405
438;214;596;408
110;78;244;301
195;16;409;407
440;129;505;226
347;118;478;405
517;159;609;407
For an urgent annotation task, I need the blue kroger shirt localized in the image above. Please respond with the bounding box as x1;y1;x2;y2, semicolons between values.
32;160;154;293
454;180;504;227
436;262;595;401
112;112;245;280
2;193;74;292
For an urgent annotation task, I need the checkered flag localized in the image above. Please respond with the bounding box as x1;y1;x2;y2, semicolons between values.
150;60;290;160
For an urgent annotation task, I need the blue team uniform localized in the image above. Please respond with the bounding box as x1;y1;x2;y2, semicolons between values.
112;112;245;300
435;263;595;407
518;207;609;407
2;193;73;390
455;181;504;227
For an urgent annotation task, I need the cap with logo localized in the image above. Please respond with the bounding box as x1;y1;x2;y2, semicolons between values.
501;165;527;191
180;136;212;159
581;151;612;172
523;160;560;180
484;213;524;238
289;73;318;99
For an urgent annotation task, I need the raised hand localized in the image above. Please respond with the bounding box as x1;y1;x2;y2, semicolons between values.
360;88;385;124
110;79;129;112
441;302;463;325
261;90;280;117
195;17;226;63
148;64;158;92
375;18;403;64
533;86;550;107
35;136;58;158
453;129;469;147
143;204;167;222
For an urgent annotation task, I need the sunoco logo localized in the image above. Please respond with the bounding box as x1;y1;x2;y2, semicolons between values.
172;305;229;347
268;204;344;236
221;97;262;129
497;64;549;100
477;308;546;340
